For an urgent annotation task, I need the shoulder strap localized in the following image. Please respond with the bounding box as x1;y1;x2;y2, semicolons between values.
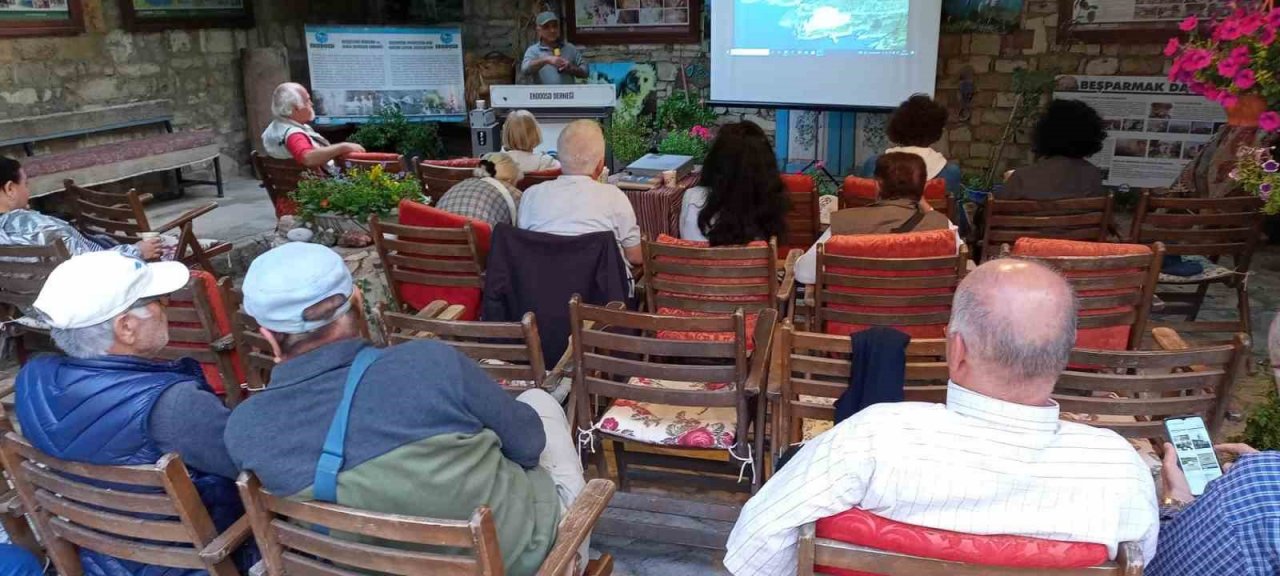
890;208;927;234
313;346;383;503
481;177;519;220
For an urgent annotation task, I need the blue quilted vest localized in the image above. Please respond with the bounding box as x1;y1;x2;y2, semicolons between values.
15;354;243;576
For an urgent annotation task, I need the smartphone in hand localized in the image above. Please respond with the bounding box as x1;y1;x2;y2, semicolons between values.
1165;415;1223;496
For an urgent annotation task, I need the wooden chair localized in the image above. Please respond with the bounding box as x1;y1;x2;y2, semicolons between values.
238;471;617;576
797;522;1144;576
1130;193;1264;340
369;213;487;318
413;157;478;196
218;278;276;393
338;152;407;174
839;176;950;219
571;297;777;492
0;240;69;364
251;151;308;220
159;270;245;407
642;236;788;317
63;179;231;271
781;173;821;251
0;410;41;561
0;432;252;576
517;168;561;191
979;194;1114;261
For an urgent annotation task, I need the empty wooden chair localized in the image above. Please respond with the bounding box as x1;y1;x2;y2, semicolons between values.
218;278;276;393
1130;193;1264;339
571;297;777;492
0;240;69;364
159;270;245;406
413;157;478;196
338;152;407;174
370;209;488;320
63;179;231;271
251;151;308;219
238;471;616;576
382;308;557;393
980;194;1114;261
0;432;252;576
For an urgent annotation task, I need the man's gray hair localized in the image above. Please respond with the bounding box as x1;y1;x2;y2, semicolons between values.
271;83;307;118
947;259;1078;381
50;306;152;359
556;120;605;175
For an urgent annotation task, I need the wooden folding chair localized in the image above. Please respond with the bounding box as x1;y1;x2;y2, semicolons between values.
159;270;244;406
413;157;477;196
0;410;41;561
238;471;616;576
251;151;308;220
839;176;950;220
63;179;230;271
980;194;1114;261
369;213;486;316
642;236;789;317
0;239;69;364
338;152;407;175
0;432;252;576
517;168;561;191
218;278;276;393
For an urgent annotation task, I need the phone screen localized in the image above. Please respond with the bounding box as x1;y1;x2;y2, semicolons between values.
1165;416;1223;496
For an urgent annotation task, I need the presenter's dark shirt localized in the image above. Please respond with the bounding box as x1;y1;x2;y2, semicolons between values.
521;41;583;85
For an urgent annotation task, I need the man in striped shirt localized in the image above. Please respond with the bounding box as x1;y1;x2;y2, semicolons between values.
724;259;1159;576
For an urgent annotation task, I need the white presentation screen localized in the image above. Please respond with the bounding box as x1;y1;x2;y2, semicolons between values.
710;0;942;109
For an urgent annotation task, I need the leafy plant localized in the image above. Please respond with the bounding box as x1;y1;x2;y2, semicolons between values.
656;90;717;133
657;125;712;163
1239;388;1280;451
606;111;654;168
292;164;425;222
1231;145;1280;214
349;106;444;160
803;161;839;197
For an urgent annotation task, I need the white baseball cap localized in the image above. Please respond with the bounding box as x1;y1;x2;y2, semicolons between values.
34;252;190;330
242;242;353;334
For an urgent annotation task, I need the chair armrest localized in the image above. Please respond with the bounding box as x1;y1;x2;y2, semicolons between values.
745;309;779;395
1151;327;1189;352
437;305;466;321
536;479;616;576
136;193;155;204
777;249;801;316
1116;541;1144;575
153;203;219;234
198;515;252;564
211;334;236;353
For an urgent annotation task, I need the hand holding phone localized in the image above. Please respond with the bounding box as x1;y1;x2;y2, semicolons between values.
1164;416;1223;496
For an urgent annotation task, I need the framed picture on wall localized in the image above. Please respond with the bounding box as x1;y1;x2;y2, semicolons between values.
1060;0;1233;43
0;0;85;38
119;0;254;32
566;0;702;45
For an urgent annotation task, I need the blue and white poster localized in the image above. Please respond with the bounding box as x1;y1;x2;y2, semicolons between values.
305;26;466;125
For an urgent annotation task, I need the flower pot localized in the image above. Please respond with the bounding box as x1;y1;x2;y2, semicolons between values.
1226;94;1268;127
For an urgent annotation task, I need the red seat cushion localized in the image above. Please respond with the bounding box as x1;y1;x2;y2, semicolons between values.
345;152;403;162
395;199;491;320
821;229;957;339
1011;238;1152;351
425;157;481;168
781;173;815;194
651;234;768;348
841;176;946;204
815;508;1110;576
164;269;243;396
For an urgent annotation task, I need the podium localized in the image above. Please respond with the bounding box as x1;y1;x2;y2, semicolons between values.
486;84;617;162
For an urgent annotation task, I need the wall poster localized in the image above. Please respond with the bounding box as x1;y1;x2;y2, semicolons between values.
0;0;83;38
120;0;253;31
567;0;702;44
1061;0;1233;42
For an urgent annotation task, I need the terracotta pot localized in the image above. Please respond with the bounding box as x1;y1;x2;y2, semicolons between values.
1226;93;1269;127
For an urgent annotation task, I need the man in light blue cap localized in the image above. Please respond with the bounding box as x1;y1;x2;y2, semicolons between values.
521;10;587;85
225;242;588;576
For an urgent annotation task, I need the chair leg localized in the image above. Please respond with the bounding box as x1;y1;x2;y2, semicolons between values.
1185;283;1211;321
1236;280;1252;337
1;514;42;563
213;156;225;198
593;441;610;484
173;167;185;198
613;442;631;493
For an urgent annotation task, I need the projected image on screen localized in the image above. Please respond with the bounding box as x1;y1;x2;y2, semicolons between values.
734;0;910;53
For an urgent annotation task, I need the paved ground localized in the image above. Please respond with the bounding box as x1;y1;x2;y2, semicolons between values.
145;174;278;247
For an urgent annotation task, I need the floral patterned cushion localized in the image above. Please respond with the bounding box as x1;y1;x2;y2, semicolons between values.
822;229;958;339
597;376;737;449
1158;256;1234;283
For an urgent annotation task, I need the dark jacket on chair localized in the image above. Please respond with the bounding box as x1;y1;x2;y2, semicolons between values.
482;225;632;366
834;327;911;424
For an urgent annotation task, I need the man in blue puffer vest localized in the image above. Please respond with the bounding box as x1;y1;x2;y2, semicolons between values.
15;251;246;576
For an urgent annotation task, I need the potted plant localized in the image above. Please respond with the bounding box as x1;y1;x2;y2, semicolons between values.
655;90;718;134
1231;145;1280;212
1165;6;1280;130
657;125;713;163
349;106;445;160
606;110;655;171
292;164;425;245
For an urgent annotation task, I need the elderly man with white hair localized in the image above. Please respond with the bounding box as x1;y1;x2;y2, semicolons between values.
517;119;642;264
261;82;365;170
724;259;1160;576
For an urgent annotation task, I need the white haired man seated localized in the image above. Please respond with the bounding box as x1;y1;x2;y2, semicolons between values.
516;119;642;265
724;259;1160;576
261;82;365;171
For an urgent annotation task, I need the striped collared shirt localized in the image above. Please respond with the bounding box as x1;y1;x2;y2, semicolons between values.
724;382;1159;576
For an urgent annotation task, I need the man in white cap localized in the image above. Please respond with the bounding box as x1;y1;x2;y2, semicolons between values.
521;11;587;85
225;242;587;576
14;251;245;575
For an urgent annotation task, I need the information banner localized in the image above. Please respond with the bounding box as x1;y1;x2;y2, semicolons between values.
1070;0;1230;25
132;0;244;18
0;0;70;21
1055;75;1226;189
305;26;466;125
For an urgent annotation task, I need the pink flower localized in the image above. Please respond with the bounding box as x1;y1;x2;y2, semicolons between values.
1268;8;1280;28
675;427;717;448
1164;37;1181;57
1215;20;1244;41
1218;58;1241;78
1240;14;1264;35
1262;27;1277;46
1220;93;1239;108
1202;85;1222;103
1180;15;1199;31
600;417;618;431
690;125;712;140
1235;69;1257;91
1181;49;1213;71
1260;111;1280;132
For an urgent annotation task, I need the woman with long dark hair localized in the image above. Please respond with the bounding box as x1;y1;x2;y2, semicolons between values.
680;121;788;245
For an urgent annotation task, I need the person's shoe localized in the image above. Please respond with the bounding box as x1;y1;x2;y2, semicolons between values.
1162;255;1204;277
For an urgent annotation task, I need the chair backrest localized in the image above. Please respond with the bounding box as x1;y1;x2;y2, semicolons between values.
237;471;503;576
339;152;407;174
781;173;820;250
159;270;244;406
414;157;479;197
777;323;947;449
381;309;548;392
813;229;965;339
1130;193;1263;267
0;432;239;576
218;278;275;393
370;213;486;318
981;194;1114;261
839;176;949;218
1057;334;1248;440
0;239;69;311
642;235;778;316
516;168;560;191
1012;238;1163;351
63;179;150;244
251;151;308;219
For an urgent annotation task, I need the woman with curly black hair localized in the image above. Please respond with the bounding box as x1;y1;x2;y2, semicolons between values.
859;94;962;194
1001;99;1108;200
680;122;788;245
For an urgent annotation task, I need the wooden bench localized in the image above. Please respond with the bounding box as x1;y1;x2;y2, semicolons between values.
0;99;224;199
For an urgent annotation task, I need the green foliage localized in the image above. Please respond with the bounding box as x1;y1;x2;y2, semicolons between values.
657;128;711;163
292;164;424;222
803;162;839;197
1239;388;1280;451
349;106;443;160
656;91;717;133
606;111;654;168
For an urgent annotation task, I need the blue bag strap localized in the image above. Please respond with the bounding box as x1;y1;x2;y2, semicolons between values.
313;346;382;504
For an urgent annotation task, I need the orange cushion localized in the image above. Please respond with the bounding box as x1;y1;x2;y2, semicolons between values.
841;177;946;201
815;509;1110;576
781;173;815;194
425;157;480;168
165;270;243;395
821;230;957;339
395;199;492;320
344;152;402;162
651;235;768;348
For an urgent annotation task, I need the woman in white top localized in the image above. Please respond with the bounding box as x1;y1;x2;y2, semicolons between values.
679;122;788;245
502;109;562;174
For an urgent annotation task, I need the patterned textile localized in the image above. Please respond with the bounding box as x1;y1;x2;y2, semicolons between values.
22;131;216;177
814;508;1109;576
597;376;737;449
435;177;517;227
1147;452;1280;576
822;229;958;339
616;171;699;239
1157;256;1234;284
650;234;768;347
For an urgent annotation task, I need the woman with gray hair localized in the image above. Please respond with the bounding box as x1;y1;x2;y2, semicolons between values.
434;152;524;226
260;82;364;171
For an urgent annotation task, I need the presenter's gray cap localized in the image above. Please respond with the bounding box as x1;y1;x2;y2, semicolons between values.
536;11;559;26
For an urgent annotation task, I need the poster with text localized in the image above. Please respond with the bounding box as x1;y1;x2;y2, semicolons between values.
306;26;466;125
0;0;69;21
1070;0;1231;25
1055;75;1226;189
131;0;243;17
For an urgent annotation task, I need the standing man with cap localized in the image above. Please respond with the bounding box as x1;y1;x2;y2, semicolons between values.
521;11;588;85
224;242;589;576
15;251;246;576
